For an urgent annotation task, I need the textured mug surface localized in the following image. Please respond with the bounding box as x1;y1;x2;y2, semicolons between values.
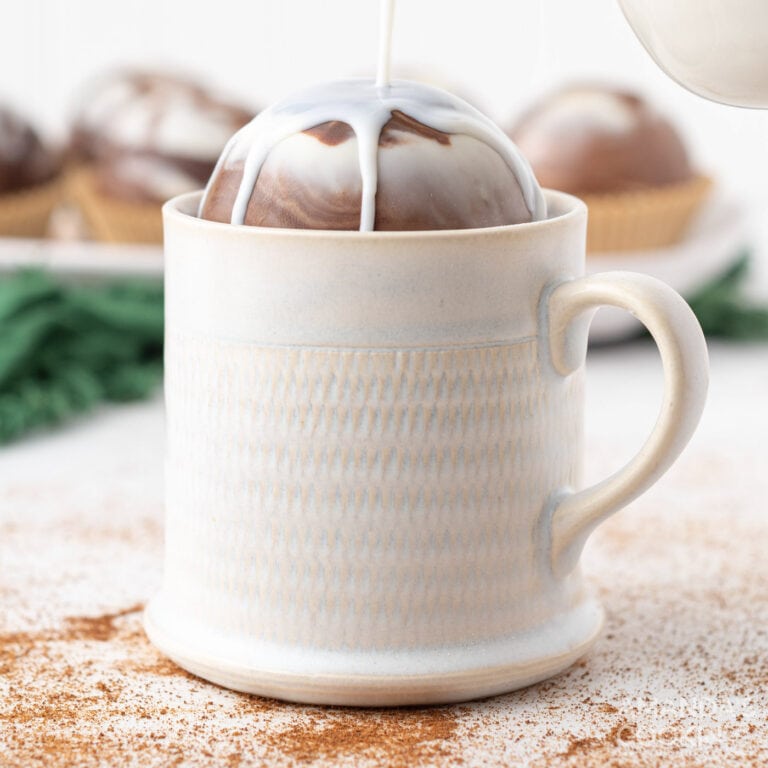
145;190;709;706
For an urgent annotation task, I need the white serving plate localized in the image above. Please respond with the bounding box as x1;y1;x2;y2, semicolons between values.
0;194;748;344
0;238;163;278
586;195;750;343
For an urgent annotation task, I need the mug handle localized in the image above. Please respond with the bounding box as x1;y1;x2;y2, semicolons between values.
545;271;709;578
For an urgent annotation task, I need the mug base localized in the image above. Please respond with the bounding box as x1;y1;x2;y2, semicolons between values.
143;599;604;706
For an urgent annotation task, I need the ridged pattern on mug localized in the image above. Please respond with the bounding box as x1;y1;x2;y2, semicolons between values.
163;334;583;651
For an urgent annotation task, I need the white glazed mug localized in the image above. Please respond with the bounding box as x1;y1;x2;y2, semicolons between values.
145;190;708;706
619;0;768;108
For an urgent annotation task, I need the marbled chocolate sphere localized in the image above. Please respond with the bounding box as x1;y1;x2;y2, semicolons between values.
71;71;253;203
200;79;545;231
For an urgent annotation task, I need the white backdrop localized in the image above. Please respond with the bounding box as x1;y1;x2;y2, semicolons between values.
3;0;768;281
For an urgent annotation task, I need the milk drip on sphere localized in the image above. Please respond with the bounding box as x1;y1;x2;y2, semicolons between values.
200;0;546;230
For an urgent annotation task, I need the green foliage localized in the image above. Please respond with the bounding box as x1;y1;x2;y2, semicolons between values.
0;269;163;444
686;252;768;340
1;251;765;445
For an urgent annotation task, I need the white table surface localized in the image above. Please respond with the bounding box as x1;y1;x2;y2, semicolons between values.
1;341;767;767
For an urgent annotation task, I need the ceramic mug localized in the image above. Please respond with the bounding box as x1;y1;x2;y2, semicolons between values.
145;190;708;706
619;0;768;108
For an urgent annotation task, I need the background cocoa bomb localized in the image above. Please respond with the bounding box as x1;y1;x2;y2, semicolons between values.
510;85;694;195
0;107;59;195
71;71;253;203
199;78;543;232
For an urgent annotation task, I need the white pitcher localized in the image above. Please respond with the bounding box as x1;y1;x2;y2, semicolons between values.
619;0;768;108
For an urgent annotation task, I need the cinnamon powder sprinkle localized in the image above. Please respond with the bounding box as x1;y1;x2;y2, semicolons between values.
2;586;767;767
0;607;464;767
2;374;768;766
256;706;460;766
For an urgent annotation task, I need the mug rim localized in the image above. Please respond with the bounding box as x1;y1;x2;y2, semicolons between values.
163;188;586;241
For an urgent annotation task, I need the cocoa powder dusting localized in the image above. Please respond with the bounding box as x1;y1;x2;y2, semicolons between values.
3;359;768;766
257;706;459;766
0;607;464;767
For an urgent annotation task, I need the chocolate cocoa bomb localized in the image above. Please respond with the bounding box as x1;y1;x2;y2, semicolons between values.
0;107;58;195
200;81;540;231
511;86;693;195
71;72;253;203
203;112;531;230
